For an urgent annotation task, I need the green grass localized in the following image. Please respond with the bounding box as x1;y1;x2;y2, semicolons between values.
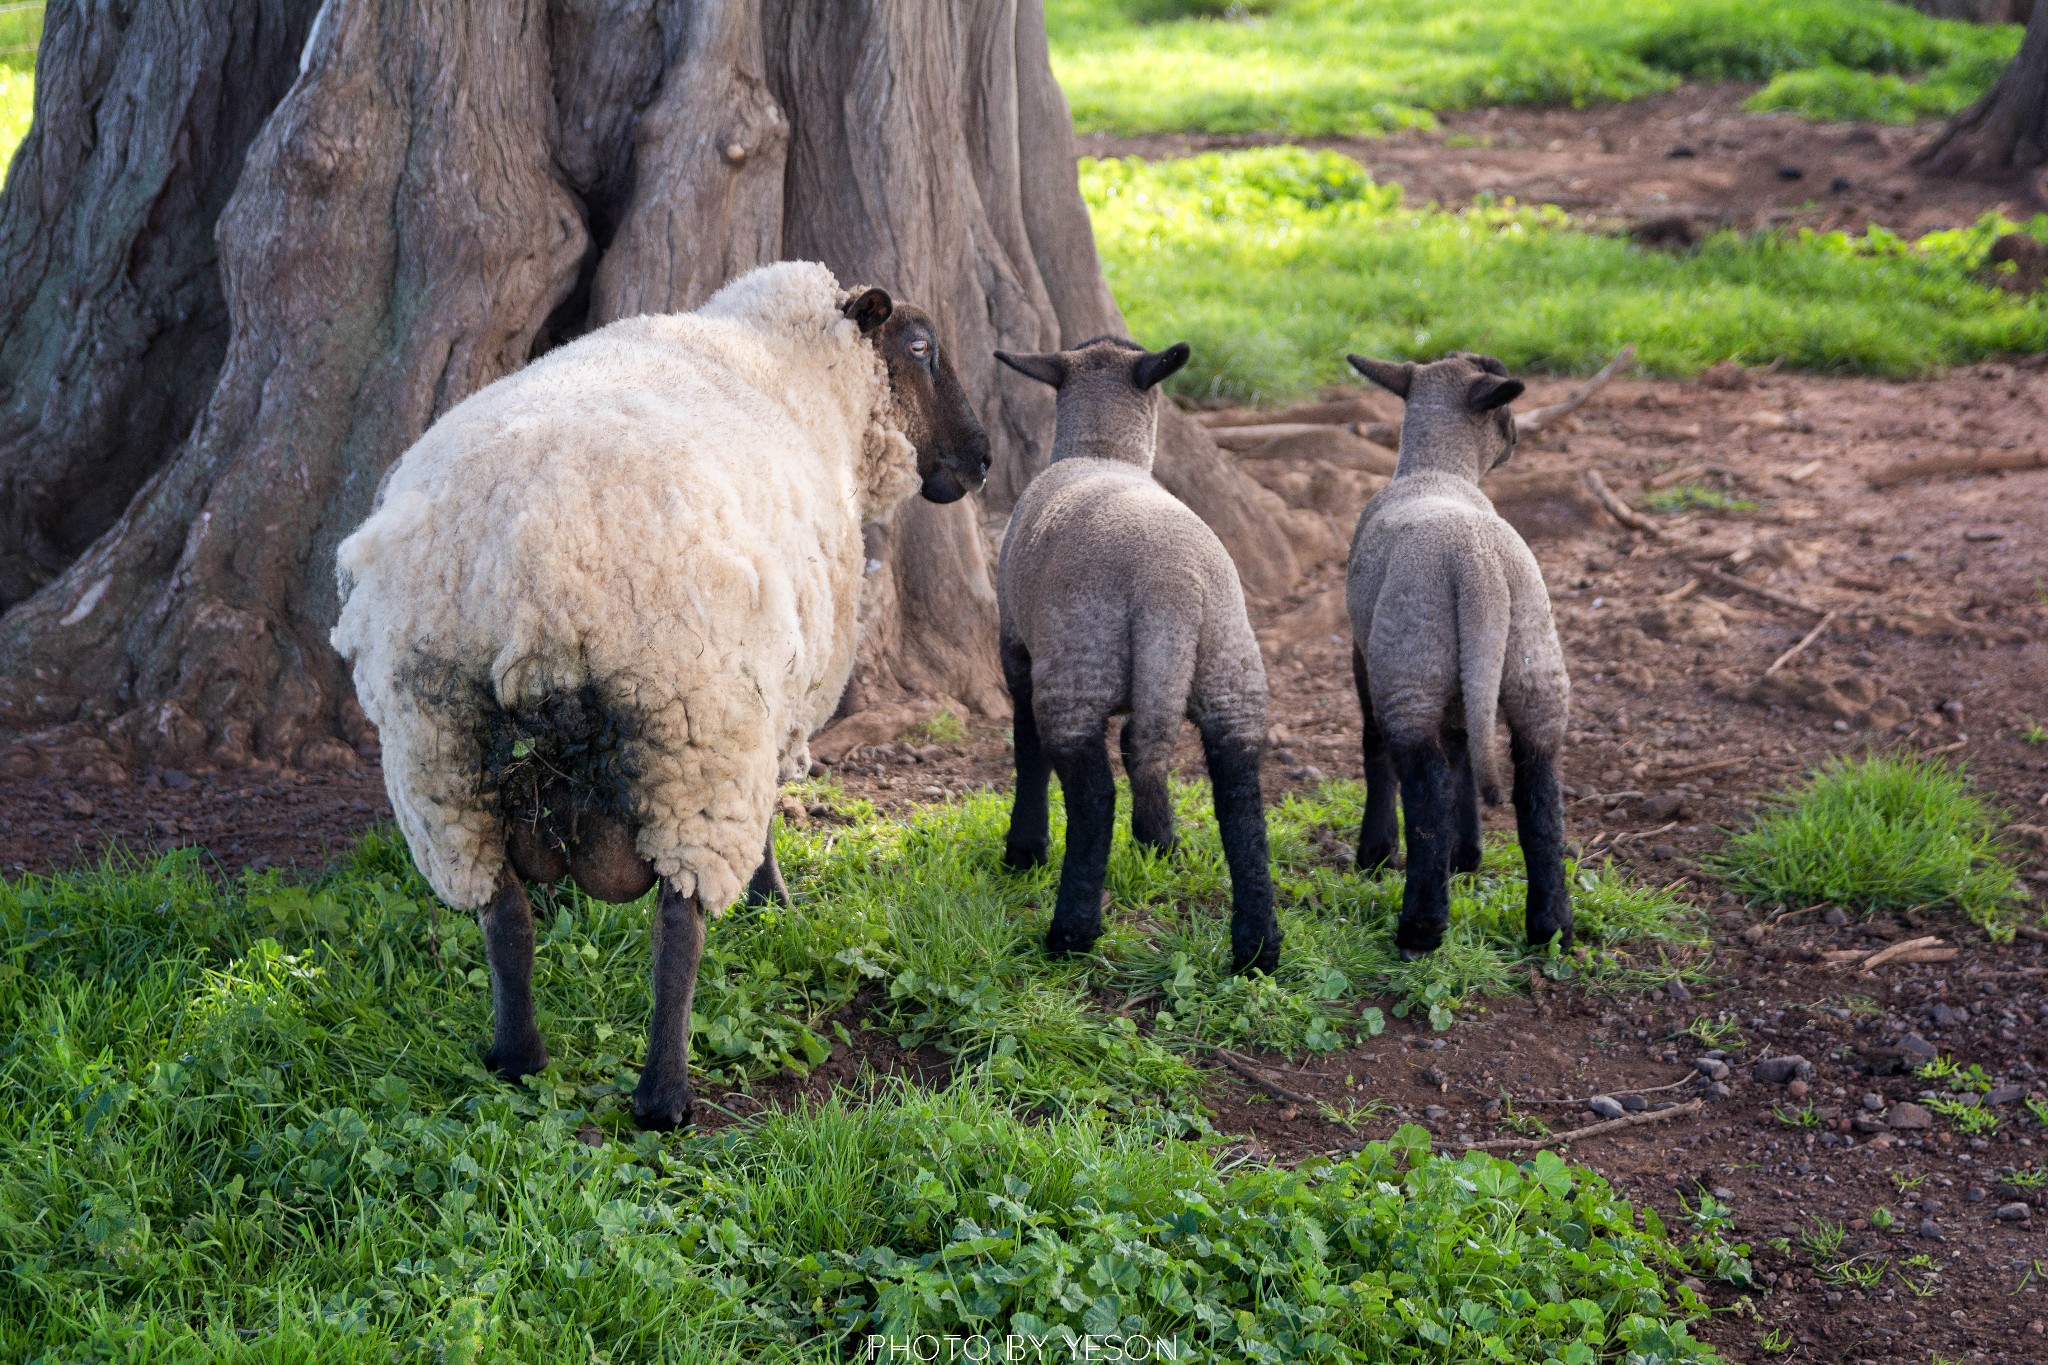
1709;753;2032;932
1046;0;2021;135
1084;146;2048;401
1646;483;1760;516
0;784;1733;1358
0;3;35;174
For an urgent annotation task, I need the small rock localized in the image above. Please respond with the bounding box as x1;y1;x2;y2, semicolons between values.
1666;980;1691;1002
1851;1114;1885;1134
1640;793;1685;821
1649;842;1679;861
1828;175;1852;193
1740;923;1766;945
1621;1094;1648;1112
161;768;193;790
1887;1101;1934;1131
1997;1202;2032;1222
1695;1057;1731;1081
1776;164;1805;181
59;790;95;819
1984;1085;2026;1107
575;1124;604;1148
1290;764;1326;783
1849;1217;1867;1231
1823;906;1848;927
1919;1198;1942;1214
1588;1095;1626;1119
1862;1092;1884;1112
1422;1105;1449;1122
1966;1186;1986;1203
1917;1217;1944;1240
1898;1033;1938;1061
1711;1187;1734;1200
1786;1078;1810;1101
1931;1002;1969;1028
1707;1081;1733;1101
1752;1055;1812;1085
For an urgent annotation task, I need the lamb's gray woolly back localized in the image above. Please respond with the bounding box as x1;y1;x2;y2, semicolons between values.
1344;351;1568;801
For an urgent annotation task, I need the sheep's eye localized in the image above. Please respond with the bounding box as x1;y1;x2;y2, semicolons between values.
909;337;931;358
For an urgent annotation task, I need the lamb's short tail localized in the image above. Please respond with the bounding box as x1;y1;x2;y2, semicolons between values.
1455;567;1510;806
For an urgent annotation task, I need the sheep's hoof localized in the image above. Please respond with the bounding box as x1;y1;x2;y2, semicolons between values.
1394;919;1447;960
744;864;790;909
1134;834;1178;859
483;1034;550;1082
630;1085;695;1133
1043;920;1101;958
1527;914;1574;953
1451;845;1483;876
1003;841;1048;871
1230;929;1282;976
1355;843;1397;875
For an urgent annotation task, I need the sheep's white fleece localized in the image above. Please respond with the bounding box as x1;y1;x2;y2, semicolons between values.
331;262;919;913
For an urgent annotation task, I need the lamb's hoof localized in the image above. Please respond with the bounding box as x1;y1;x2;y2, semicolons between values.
1451;845;1483;876
1133;834;1178;860
1355;842;1397;875
1044;920;1101;958
483;1034;550;1082
1230;929;1282;976
631;1084;695;1133
1003;841;1048;871
1394;919;1447;960
743;868;791;909
1527;913;1574;953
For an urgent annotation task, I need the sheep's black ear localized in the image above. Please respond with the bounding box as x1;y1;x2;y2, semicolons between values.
1347;355;1413;398
843;287;893;334
994;349;1067;389
1132;341;1191;391
1466;374;1524;413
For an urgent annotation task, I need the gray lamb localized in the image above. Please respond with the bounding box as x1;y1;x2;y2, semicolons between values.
1344;351;1571;959
994;337;1280;974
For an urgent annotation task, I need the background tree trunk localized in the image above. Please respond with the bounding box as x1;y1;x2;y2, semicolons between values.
0;0;1297;774
1915;2;2048;177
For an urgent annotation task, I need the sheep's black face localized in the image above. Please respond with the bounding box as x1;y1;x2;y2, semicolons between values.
846;290;991;504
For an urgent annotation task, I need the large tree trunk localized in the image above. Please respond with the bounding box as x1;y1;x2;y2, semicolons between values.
0;0;1296;775
1915;2;2048;177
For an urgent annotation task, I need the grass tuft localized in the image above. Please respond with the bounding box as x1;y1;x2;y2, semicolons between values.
1709;753;2030;931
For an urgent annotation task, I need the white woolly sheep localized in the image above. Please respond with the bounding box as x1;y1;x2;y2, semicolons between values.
1344;350;1571;960
994;337;1280;975
331;261;990;1129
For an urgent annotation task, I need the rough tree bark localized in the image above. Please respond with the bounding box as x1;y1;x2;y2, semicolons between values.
1915;1;2048;177
0;0;1296;776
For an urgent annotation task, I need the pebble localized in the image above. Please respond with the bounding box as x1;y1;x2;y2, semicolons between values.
1967;1186;1986;1203
59;791;95;818
1822;906;1848;927
1695;1057;1730;1081
1862;1092;1884;1112
1998;1202;2032;1222
1422;1105;1449;1122
1665;980;1690;1002
1851;1114;1886;1134
161;769;193;790
1639;793;1684;821
1887;1102;1934;1131
1712;1186;1734;1200
1620;1094;1648;1113
1917;1218;1944;1240
1985;1085;2026;1107
1739;924;1766;945
1898;1033;1938;1061
1931;1003;1969;1027
1588;1095;1626;1119
1785;1078;1810;1101
1706;1082;1732;1101
1752;1055;1812;1085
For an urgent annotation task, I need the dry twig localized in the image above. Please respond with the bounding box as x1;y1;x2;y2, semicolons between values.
1517;345;1636;436
1214;1049;1320;1108
1509;1074;1702;1105
1698;567;1826;617
1462;1098;1704;1152
1869;449;2048;488
1764;609;1838;677
1583;469;1661;536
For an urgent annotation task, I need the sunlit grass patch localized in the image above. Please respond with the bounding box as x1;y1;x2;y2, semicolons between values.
1710;753;2031;932
1047;0;2019;136
1084;146;2048;401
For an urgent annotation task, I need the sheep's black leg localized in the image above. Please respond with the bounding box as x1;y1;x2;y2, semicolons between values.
1121;715;1177;856
1002;641;1051;870
479;869;549;1080
1203;722;1280;975
1392;737;1455;959
1353;646;1400;873
743;818;789;908
1511;733;1573;952
632;878;704;1131
1443;728;1484;875
1044;734;1115;957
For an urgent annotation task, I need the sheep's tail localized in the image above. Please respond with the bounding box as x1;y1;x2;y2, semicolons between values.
1455;567;1510;806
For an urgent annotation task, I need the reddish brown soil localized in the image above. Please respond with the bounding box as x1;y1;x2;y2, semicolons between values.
1080;82;2043;237
6;87;2048;1365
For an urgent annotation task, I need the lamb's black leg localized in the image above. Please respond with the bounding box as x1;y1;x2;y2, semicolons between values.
1353;646;1400;872
1203;722;1280;975
1443;728;1484;875
632;878;705;1131
743;818;789;907
1003;641;1051;870
1044;734;1115;957
1392;737;1455;959
479;869;549;1080
1511;733;1573;951
1121;715;1177;856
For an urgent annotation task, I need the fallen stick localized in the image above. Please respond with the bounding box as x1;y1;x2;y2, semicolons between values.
1517;344;1636;436
1834;935;1944;971
1610;820;1680;844
1764;609;1838;676
1509;1074;1702;1105
1214;1049;1320;1108
1583;469;1661;536
1209;421;1361;451
1662;754;1751;779
1923;737;1968;756
1657;577;1702;603
1869;449;2048;489
1698;566;1827;617
1462;1098;1704;1152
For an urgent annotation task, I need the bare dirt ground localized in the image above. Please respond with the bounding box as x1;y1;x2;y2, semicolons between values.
5;87;2047;1364
1080;82;2043;237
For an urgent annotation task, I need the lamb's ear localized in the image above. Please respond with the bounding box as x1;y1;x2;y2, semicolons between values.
1347;355;1414;398
1132;341;1191;391
843;287;893;334
994;349;1067;389
1466;374;1525;413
